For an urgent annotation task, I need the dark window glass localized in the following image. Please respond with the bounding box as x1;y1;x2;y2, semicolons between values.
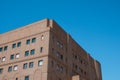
0;47;3;52
26;39;30;44
23;63;28;69
16;78;18;80
10;54;14;60
4;46;8;51
29;62;34;68
12;43;16;48
25;76;29;80
25;51;29;56
30;49;35;55
8;66;12;72
56;52;63;60
0;68;3;74
40;47;43;53
60;55;63;60
17;42;21;47
32;38;36;43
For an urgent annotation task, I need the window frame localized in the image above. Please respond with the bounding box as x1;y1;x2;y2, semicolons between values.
32;38;36;43
8;66;12;72
26;39;30;45
10;54;14;60
4;46;8;51
12;43;16;48
30;49;35;55
38;60;43;66
25;51;29;56
29;62;34;68
17;42;21;47
23;63;28;69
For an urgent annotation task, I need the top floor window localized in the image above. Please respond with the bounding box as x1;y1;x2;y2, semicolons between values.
32;38;36;43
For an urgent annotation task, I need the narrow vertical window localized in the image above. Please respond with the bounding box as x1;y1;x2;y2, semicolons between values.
10;54;14;60
41;35;44;40
0;68;3;74
23;63;28;69
32;38;36;43
17;42;21;47
26;39;30;45
4;46;8;51
40;47;43;53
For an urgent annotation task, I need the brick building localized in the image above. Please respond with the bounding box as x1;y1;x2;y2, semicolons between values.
0;19;102;80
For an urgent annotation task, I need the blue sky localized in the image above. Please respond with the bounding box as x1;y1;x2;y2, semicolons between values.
0;0;120;80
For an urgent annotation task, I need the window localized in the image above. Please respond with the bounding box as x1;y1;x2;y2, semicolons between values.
23;63;28;69
16;53;20;59
17;42;21;47
25;76;29;80
29;62;34;68
0;68;3;74
51;60;54;67
25;51;29;56
10;54;14;60
14;65;18;71
4;46;8;51
75;55;77;59
38;60;43;66
41;35;44;40
26;39;30;45
16;78;18;80
40;47;43;53
56;64;63;73
30;49;35;55
52;48;54;53
60;55;63;60
56;52;63;60
12;43;16;48
32;38;36;43
0;47;3;52
8;66;12;72
57;41;63;49
2;57;5;62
